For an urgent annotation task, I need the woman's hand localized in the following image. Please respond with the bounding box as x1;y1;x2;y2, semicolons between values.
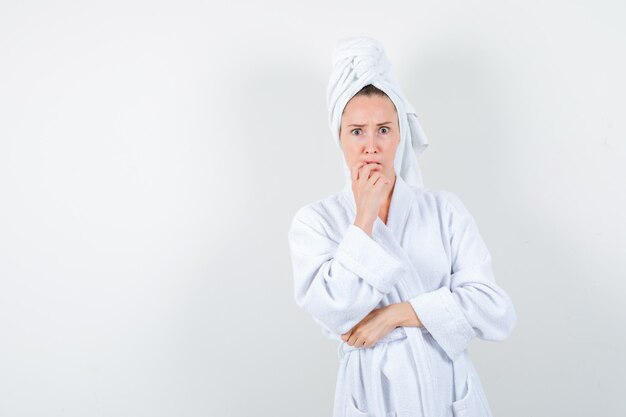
341;303;424;348
351;161;391;235
340;304;398;348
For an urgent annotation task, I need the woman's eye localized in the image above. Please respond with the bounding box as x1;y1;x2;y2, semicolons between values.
351;129;362;135
380;127;389;134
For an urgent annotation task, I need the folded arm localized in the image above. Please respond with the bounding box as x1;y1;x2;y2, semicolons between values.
288;207;407;336
408;191;517;362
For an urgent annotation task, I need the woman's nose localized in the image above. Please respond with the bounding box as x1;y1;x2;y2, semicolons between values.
365;134;377;153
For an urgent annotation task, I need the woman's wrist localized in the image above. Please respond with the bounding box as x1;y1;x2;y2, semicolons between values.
354;215;374;236
393;302;423;328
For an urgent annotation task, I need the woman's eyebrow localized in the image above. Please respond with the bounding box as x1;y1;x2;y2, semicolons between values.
347;121;393;127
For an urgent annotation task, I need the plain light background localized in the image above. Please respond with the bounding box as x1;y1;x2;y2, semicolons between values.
1;0;624;416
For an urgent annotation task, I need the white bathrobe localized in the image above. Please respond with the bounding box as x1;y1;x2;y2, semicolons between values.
287;174;517;417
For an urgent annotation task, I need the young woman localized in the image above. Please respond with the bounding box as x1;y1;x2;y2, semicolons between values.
288;37;516;417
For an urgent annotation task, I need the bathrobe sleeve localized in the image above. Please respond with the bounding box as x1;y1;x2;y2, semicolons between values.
288;206;407;336
408;191;517;362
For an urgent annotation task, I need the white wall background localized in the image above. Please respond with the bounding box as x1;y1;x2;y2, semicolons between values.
1;1;624;416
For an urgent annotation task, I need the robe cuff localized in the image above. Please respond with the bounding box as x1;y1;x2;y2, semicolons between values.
334;224;405;294
409;286;476;361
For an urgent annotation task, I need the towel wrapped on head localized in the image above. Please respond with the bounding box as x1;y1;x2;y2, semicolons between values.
326;37;429;188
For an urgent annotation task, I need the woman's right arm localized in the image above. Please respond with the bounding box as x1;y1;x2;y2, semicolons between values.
288;207;407;336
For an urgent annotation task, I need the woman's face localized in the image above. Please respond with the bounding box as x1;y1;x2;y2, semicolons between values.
339;94;400;182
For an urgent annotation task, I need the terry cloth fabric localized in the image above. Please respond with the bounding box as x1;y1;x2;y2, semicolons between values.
326;36;430;188
288;174;518;416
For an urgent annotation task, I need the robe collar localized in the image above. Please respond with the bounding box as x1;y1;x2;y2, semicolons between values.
341;172;413;238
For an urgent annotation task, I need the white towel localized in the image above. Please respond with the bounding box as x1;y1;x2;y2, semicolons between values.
326;37;429;187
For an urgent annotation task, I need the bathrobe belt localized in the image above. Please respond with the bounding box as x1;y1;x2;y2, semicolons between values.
338;326;431;416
